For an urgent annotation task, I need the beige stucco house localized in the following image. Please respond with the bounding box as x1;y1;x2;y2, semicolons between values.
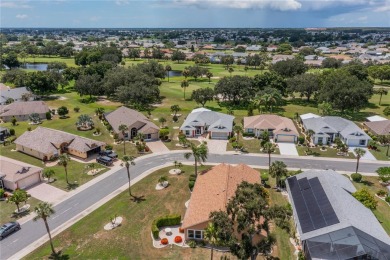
0;101;49;122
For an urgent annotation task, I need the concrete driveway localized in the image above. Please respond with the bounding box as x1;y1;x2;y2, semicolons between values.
205;139;228;154
147;140;170;153
27;183;67;203
349;147;377;161
278;143;299;156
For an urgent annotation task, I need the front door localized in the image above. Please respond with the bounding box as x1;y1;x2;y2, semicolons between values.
196;128;201;135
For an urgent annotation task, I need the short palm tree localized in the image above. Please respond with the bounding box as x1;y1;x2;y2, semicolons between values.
159;117;167;128
58;153;70;185
269;161;288;188
170;104;181;117
165;65;172;82
307;129;315;143
34;202;56;255
375;87;388;105
76;114;94;130
354;148;366;173
233;124;243;142
263;142;276;169
184;142;208;176
118;124;128;155
8;189;28;212
122;155;136;197
43;169;55;183
204;222;219;260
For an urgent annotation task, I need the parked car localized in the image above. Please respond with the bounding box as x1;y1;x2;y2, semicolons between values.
99;150;118;159
0;222;20;240
96;156;113;166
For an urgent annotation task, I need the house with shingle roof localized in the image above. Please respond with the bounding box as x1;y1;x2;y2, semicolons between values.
0;156;42;190
364;120;390;136
180;108;234;139
104;106;159;141
0;87;34;105
0;101;49;122
244;115;299;143
182;164;263;241
286;170;390;259
302;116;371;147
14;127;106;161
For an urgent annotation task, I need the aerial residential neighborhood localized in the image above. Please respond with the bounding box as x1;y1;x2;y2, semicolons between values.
0;1;390;260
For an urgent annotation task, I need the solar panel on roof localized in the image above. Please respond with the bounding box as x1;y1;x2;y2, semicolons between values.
288;176;340;234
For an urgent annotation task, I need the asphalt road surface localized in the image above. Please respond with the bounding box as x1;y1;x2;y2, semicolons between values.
0;152;386;259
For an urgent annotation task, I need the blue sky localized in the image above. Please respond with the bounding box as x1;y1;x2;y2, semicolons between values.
1;0;389;28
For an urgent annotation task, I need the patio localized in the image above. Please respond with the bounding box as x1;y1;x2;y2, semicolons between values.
152;225;188;248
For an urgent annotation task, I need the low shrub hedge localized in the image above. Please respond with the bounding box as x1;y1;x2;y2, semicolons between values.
351;173;362;182
189;180;195;190
151;214;181;239
243;132;255;137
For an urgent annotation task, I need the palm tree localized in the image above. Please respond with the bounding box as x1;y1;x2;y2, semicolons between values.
95;107;105;120
170;104;181;117
165;64;172;82
58;153;70;185
233;124;243;142
118;124;128;155
122;155;136;197
354;148;366;173
260;92;282;112
8;189;28;212
263;142;276;169
206;71;213;83
34;202;56;255
159;117;167;128
203;222;219;260
181;80;189;100
307;129;315;143
182;69;189;80
43;169;55;183
76;114;94;130
378;135;390;156
269;161;288;188
375;87;388;105
184;142;208;176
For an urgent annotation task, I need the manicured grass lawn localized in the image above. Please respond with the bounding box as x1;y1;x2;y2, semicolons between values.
297;146;355;159
26;164;294;260
0;196;41;224
226;135;281;154
350;176;390;235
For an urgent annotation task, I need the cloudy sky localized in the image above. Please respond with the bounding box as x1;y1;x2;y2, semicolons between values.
1;0;389;28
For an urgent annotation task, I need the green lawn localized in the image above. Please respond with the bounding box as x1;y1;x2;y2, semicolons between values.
25;165;294;260
350;176;390;235
296;146;355;158
370;146;390;161
226;135;281;154
0;196;41;224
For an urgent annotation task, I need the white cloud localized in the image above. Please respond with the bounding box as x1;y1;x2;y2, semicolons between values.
0;1;31;8
357;16;367;21
173;0;302;11
16;14;28;19
89;16;100;22
115;0;129;5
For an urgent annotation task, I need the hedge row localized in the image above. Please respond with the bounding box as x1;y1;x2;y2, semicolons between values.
151;214;181;239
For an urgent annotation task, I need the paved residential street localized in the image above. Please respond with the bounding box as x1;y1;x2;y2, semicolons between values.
0;152;388;259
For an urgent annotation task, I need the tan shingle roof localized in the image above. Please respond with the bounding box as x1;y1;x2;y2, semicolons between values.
244;115;299;136
182;164;261;229
0;101;49;117
14;127;105;155
105;106;159;134
364;120;390;135
0;156;42;182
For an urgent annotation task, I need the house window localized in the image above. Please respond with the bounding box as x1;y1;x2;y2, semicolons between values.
185;130;190;136
188;230;194;238
248;128;253;133
145;134;152;140
195;230;203;239
359;140;366;146
318;137;323;143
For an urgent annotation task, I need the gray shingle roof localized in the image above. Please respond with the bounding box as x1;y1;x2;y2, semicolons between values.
180;109;234;132
302;116;371;140
0;101;49;117
0;87;33;104
286;170;390;246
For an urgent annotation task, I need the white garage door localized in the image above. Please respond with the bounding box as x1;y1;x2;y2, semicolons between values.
211;132;228;139
17;174;40;189
276;135;296;143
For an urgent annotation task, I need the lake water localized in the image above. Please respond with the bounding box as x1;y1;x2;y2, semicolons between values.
22;63;48;71
168;70;182;77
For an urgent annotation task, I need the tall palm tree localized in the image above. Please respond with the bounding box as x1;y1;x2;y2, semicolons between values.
184;142;208;176
204;222;219;260
182;69;190;80
269;161;288;188
165;64;172;82
375;87;388;105
378;135;390;156
34;202;56;255
354;148;366;173
263;142;275;169
181;80;189;100
307;129;315;143
122;155;136;197
58;153;70;185
118;124;128;155
233;124;243;142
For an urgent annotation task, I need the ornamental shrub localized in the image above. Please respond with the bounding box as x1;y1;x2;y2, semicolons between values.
385;196;390;204
351;173;362;182
353;188;378;210
298;136;305;145
0;188;4;198
151;214;181;239
174;236;183;243
189;180;195;190
9;129;15;135
45;111;52;120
